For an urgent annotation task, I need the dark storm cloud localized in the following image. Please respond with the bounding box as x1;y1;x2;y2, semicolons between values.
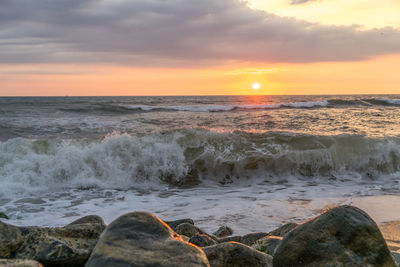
0;0;399;66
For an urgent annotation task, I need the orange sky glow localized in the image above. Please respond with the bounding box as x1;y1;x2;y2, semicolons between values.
0;0;399;96
1;54;399;96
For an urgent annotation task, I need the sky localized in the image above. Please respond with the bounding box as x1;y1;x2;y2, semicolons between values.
0;0;399;96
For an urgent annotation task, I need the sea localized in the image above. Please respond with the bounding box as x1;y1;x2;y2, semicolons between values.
0;95;399;234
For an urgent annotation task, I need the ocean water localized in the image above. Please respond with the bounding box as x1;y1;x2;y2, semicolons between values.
1;95;400;234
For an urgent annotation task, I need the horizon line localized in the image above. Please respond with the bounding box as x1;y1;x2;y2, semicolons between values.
1;93;399;98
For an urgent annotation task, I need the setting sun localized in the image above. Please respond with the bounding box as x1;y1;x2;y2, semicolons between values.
252;83;260;90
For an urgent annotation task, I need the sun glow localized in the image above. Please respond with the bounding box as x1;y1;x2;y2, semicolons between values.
252;83;260;90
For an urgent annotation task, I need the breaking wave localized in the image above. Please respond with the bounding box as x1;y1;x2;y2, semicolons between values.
1;129;399;194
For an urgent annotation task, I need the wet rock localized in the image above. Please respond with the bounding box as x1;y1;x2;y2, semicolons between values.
268;222;297;237
0;259;42;267
175;222;206;238
217;232;270;246
67;215;105;227
0;215;105;266
218;236;242;243
274;205;396;267
85;212;210;267
203;242;273;267
190;234;218;247
165;218;194;231
251;236;282;255
0;221;24;258
241;232;268;246
213;226;233;238
181;235;190;242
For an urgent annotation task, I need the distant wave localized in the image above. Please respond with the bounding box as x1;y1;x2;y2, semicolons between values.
376;98;400;106
54;98;400;114
1;129;399;194
120;100;329;112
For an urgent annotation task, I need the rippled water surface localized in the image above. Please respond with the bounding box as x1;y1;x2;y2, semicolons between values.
0;95;399;231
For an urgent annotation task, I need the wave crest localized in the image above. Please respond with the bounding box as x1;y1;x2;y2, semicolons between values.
0;129;399;194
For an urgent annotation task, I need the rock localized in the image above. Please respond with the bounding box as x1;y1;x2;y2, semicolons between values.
213;226;233;238
33;237;89;266
67;215;105;227
0;259;42;267
251;236;282;255
274;205;396;267
203;242;273;267
268;222;297;237
175;222;206;238
0;215;105;266
218;236;242;243
181;235;190;242
217;232;269;246
0;221;24;258
241;232;268;246
392;251;400;267
85;212;210;267
190;234;218;247
0;211;9;219
165;218;194;230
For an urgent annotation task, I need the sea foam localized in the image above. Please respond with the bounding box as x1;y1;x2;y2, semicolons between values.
1;129;399;195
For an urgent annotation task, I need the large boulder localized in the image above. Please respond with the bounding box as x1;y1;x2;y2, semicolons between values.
0;215;106;267
85;212;210;267
274;205;396;267
203;242;272;267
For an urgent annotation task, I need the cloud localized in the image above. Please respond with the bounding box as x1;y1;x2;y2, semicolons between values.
0;0;399;66
290;0;318;5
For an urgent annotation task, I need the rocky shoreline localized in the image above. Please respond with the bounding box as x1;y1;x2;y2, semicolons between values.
1;205;399;266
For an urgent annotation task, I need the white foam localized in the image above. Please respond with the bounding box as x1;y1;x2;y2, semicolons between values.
284;100;328;108
121;104;235;112
0;133;189;195
1;130;400;197
4;184;400;235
